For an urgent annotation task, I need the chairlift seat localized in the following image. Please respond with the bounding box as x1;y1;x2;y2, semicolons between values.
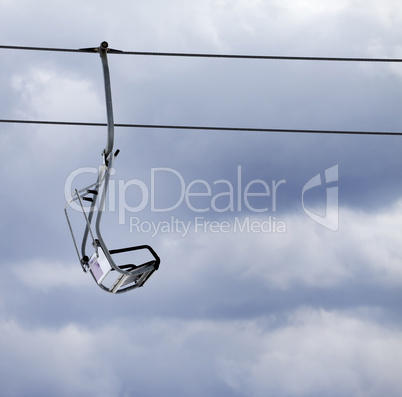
86;242;160;294
65;183;161;294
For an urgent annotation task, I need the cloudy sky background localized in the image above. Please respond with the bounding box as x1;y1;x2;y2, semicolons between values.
1;0;402;396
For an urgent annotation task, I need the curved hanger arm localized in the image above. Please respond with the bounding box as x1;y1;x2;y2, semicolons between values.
99;41;115;161
78;42;117;265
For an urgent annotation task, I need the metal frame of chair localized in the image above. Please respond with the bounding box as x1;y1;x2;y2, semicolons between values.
64;42;160;293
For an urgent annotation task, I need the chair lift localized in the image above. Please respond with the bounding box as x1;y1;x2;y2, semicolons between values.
64;42;160;294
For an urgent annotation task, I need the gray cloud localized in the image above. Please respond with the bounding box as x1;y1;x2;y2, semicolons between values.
1;1;402;396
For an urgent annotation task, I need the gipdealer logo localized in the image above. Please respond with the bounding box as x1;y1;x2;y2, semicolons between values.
302;165;339;231
65;164;339;235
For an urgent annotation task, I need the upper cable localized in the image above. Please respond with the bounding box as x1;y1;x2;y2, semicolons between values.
0;44;401;62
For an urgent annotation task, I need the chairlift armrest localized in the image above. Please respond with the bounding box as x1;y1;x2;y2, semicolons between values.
109;245;160;270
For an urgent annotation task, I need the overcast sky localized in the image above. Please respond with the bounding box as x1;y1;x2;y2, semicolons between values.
1;0;402;396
